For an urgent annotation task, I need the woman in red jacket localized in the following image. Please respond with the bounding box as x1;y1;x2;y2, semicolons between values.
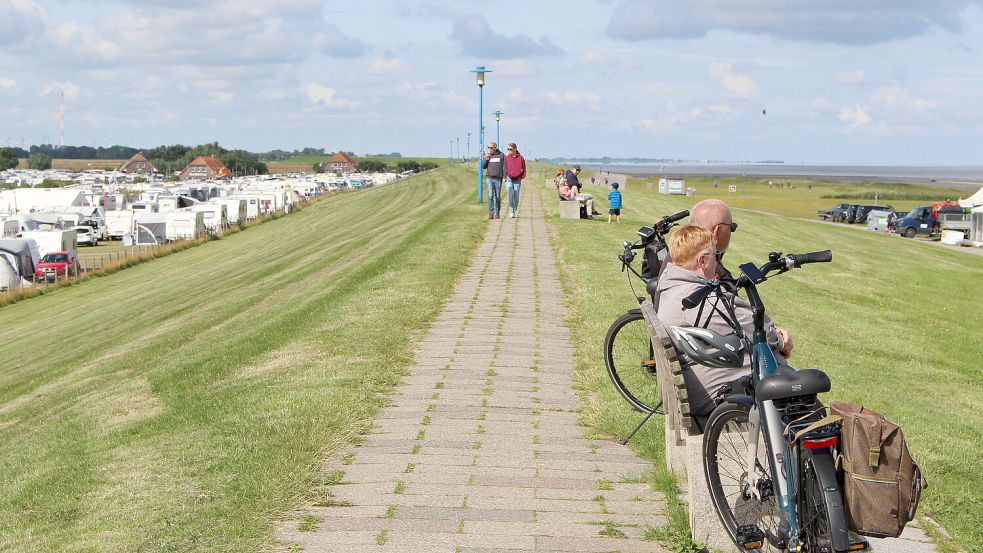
504;143;527;218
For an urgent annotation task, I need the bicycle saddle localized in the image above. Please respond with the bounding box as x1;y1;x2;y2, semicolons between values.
756;368;831;402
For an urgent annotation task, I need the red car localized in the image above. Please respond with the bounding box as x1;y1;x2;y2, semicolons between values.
34;251;79;282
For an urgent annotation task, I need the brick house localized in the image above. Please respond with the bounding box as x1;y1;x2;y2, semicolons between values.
322;151;358;173
180;156;233;180
119;152;156;175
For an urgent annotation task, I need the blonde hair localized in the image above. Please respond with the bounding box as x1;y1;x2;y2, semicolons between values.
507;142;519;154
669;225;715;269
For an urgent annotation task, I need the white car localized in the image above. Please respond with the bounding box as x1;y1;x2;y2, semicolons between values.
74;226;99;246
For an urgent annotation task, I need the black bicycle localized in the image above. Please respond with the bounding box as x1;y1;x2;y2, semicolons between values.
603;210;688;414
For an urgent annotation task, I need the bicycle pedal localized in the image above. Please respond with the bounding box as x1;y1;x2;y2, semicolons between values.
847;532;870;551
641;359;658;375
735;525;765;550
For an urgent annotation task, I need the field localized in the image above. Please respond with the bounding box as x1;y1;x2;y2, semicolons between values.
16;159;125;171
0;166;485;552
536;170;982;553
268;155;456;174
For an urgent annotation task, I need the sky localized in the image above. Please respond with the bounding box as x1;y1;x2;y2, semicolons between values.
1;0;982;164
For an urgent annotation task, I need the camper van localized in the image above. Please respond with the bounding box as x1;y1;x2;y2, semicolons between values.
0;239;38;289
165;210;205;241
105;210;137;239
135;213;168;245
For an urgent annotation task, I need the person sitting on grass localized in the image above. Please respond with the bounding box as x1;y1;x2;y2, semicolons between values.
656;225;793;416
607;182;622;224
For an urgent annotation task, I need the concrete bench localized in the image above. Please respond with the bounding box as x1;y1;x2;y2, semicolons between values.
558;198;584;219
638;300;736;551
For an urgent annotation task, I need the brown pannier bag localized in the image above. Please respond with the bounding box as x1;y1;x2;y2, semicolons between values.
830;401;926;538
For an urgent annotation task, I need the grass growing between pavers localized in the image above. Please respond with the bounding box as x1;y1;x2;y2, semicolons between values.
0;166;486;552
537;178;983;553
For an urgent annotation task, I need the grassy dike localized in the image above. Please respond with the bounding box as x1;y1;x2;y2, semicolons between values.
0;166;485;552
536;176;982;553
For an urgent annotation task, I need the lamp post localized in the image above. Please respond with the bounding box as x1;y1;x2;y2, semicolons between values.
466;132;470;161
471;65;491;203
493;110;503;147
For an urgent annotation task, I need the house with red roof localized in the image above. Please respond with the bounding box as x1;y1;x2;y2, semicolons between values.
321;151;358;173
119;152;156;175
179;156;233;180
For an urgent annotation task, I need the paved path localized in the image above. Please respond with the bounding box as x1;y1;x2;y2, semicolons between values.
278;190;670;552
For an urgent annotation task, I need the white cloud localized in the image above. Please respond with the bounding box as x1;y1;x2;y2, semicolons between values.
870;86;937;114
0;78;15;90
544;90;601;108
303;84;358;108
582;51;607;65
41;80;78;100
368;58;409;75
607;0;981;45
836;70;868;85
494;60;537;79
709;62;757;99
0;0;46;49
839;106;873;130
811;97;835;112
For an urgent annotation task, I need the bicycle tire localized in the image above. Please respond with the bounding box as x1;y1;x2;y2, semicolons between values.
703;402;783;549
800;449;851;552
603;310;659;413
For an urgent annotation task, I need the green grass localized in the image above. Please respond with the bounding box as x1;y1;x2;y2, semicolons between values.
566;168;968;220
0;166;486;552
537;175;983;553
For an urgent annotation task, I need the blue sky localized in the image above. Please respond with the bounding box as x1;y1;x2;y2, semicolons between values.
1;0;982;164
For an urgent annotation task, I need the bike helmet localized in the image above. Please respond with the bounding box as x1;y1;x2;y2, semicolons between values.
669;326;746;369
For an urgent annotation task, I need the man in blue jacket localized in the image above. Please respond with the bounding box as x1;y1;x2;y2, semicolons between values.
482;142;506;219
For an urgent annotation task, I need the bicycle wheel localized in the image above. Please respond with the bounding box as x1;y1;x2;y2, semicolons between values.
800;449;850;552
603;310;660;413
704;402;783;549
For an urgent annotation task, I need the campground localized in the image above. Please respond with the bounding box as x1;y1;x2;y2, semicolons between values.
0;164;980;552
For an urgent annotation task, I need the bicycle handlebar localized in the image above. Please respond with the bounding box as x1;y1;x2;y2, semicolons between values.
790;249;832;268
655;210;690;232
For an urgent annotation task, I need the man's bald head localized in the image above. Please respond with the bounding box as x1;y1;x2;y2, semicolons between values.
690;199;734;253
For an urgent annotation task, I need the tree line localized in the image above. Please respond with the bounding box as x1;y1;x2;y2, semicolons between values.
144;143;268;177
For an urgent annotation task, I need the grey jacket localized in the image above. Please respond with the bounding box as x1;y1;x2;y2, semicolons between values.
656;263;786;415
482;149;506;180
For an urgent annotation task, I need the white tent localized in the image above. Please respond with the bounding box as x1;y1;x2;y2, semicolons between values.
958;186;983;208
0;189;89;214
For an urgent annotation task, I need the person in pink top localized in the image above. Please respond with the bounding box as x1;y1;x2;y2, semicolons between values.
504;143;527;218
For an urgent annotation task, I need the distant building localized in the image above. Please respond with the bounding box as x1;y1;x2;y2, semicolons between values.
180;156;233;180
322;151;358;173
119;152;156;175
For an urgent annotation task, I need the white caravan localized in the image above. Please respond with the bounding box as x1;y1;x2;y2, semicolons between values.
18;229;77;258
105;210;137;239
165;210;205;241
216;198;247;225
191;203;228;231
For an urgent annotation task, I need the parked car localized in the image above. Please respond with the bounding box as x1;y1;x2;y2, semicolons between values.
73;226;99;246
33;251;79;282
827;202;853;222
852;204;893;225
844;204;863;223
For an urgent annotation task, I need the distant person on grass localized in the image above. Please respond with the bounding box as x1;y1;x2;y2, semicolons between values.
657;225;793;415
607;182;622;224
483;142;506;219
504;143;526;219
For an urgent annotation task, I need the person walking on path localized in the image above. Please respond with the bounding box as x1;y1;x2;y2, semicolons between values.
504;143;526;218
607;182;622;224
482;142;506;219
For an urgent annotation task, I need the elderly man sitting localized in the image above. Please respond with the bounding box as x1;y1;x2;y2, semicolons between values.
656;225;793;416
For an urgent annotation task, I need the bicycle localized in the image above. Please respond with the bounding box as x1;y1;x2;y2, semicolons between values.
677;250;870;552
603;209;688;416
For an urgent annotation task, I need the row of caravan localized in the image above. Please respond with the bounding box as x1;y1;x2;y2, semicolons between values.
107;194;281;243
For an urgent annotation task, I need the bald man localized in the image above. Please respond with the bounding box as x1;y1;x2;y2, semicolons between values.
689;199;737;278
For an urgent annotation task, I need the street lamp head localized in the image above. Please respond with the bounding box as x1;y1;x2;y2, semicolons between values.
494;110;502;121
471;65;491;87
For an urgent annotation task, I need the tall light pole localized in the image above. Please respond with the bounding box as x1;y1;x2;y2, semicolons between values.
456;137;460;160
493;110;503;147
450;140;454;159
471;65;491;203
466;132;470;160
